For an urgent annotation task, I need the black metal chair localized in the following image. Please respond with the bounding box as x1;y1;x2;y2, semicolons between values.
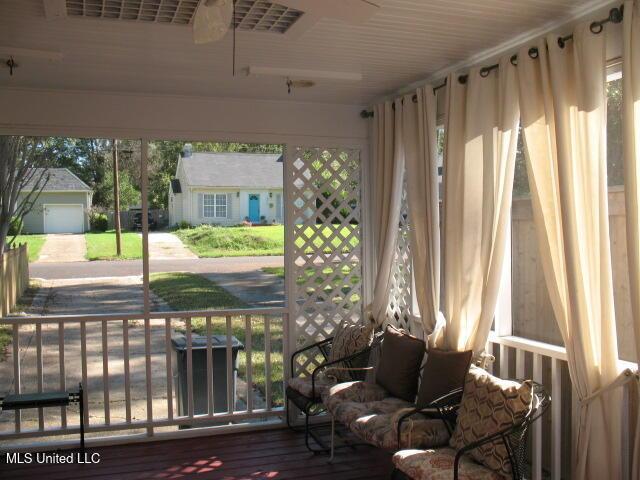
286;333;380;452
392;381;551;480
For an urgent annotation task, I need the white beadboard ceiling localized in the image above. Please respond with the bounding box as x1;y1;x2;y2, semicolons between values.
0;0;610;105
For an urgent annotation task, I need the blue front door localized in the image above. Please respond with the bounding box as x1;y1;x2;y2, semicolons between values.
249;194;260;222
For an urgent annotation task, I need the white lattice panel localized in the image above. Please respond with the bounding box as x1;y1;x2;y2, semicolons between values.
289;147;363;375
386;174;414;331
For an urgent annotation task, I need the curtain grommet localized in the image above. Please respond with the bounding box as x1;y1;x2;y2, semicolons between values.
528;47;539;59
590;22;604;34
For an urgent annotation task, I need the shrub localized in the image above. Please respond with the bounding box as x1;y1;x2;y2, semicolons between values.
177;221;192;230
8;216;23;236
90;212;109;232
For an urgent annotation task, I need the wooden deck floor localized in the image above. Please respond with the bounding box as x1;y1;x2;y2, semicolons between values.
0;428;394;480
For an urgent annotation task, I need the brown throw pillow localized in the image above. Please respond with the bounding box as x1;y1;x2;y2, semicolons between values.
450;366;533;477
325;320;374;382
416;348;472;408
375;325;426;402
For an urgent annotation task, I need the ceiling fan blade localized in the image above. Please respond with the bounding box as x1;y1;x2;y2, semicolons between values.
276;0;379;25
193;0;233;44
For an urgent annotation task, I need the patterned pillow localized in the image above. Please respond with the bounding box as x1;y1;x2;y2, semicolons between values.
450;366;533;477
325;320;374;382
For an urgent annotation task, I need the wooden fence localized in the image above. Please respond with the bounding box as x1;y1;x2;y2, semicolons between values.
512;186;635;360
0;243;29;317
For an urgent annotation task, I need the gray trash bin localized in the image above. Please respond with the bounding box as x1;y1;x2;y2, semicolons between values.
172;334;244;418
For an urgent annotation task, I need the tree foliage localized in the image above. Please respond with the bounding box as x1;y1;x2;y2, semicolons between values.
0;136;51;255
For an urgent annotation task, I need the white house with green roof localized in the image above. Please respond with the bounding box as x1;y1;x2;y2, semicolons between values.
168;151;284;227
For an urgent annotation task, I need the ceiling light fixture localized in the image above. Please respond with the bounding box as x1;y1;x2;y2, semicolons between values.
248;66;362;82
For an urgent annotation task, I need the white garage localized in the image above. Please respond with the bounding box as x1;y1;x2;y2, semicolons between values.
20;168;93;234
44;204;85;234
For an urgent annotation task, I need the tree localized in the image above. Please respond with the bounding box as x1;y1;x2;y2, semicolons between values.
0;136;51;256
101;170;141;210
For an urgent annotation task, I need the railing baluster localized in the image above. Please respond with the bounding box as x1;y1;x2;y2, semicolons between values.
36;323;44;430
186;317;194;418
80;321;89;428
165;318;173;421
101;320;110;425
58;321;66;428
123;319;131;424
226;315;233;414
499;345;509;378
264;316;272;411
551;358;562;479
532;353;543;480
12;324;21;432
144;316;153;434
516;347;525;379
206;316;213;416
245;315;253;413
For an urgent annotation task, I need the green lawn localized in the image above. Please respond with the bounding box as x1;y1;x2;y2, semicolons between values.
262;266;285;278
175;225;284;258
85;230;142;260
149;272;283;405
149;272;246;310
11;234;46;262
175;224;358;258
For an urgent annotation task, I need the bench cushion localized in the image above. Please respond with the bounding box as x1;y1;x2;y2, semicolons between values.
351;409;450;450
287;374;336;399
393;448;506;480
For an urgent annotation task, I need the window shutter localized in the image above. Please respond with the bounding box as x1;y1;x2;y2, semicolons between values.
226;193;233;219
197;193;204;219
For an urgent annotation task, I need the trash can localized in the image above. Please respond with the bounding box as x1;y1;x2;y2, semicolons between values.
172;334;244;418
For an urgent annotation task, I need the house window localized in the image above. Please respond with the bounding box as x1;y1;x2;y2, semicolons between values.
203;193;227;218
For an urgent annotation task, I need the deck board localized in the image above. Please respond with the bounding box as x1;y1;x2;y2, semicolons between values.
0;428;394;479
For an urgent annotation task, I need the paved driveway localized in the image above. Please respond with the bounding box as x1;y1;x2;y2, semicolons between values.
146;232;197;259
36;233;87;263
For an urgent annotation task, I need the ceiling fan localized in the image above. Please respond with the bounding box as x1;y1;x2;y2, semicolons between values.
192;0;379;44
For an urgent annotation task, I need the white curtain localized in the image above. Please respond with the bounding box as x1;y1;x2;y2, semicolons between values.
369;101;405;324
516;25;623;479
401;86;442;337
622;1;640;477
440;55;520;354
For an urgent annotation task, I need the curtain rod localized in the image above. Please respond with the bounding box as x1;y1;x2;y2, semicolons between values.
360;5;624;119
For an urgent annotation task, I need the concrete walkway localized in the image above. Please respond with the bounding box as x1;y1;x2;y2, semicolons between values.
146;232;197;260
37;233;87;263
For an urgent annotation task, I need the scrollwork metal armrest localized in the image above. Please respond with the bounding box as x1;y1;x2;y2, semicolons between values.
396;387;464;449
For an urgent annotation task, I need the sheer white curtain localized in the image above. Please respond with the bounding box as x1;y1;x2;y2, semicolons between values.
440;55;520;354
368;101;405;324
622;1;640;476
400;86;442;338
516;25;623;479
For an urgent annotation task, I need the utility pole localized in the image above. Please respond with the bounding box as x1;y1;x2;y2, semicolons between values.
113;139;122;256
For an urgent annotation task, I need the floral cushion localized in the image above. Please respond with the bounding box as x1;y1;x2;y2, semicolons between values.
322;381;389;410
287;374;336;399
325;320;374;381
392;448;506;480
450;366;533;478
351;409;450;450
322;381;414;426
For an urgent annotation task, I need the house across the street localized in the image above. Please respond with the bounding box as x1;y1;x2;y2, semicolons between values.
21;168;92;234
169;149;284;227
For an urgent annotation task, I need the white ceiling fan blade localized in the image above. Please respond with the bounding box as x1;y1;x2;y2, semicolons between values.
193;0;233;45
276;0;379;25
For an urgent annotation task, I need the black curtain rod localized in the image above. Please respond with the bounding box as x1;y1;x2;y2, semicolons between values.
360;5;623;119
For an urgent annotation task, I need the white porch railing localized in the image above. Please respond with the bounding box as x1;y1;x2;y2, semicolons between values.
0;308;288;446
487;332;636;480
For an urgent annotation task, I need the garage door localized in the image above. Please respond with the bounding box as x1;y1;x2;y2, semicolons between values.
44;205;85;234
